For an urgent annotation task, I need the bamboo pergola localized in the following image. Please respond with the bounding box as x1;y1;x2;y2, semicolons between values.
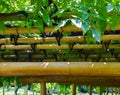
0;11;120;95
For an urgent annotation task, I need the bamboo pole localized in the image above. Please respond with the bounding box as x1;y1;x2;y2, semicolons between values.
40;82;46;95
72;84;76;95
0;24;120;34
1;34;120;44
0;36;85;44
0;26;81;34
3;81;5;95
106;87;108;95
89;85;92;95
99;86;103;95
19;76;120;87
25;85;28;95
0;44;120;50
111;88;114;95
0;12;27;21
0;62;120;76
0;12;119;21
118;88;120;95
1;58;117;63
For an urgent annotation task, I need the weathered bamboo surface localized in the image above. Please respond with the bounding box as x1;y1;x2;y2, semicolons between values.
0;24;120;34
0;62;120;76
19;76;120;87
0;35;120;44
0;44;120;50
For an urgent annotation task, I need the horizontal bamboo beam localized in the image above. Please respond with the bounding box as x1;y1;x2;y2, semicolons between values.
0;36;85;44
0;12;119;21
1;58;117;62
0;24;120;34
2;53;115;59
19;76;120;87
0;26;81;34
0;35;120;44
0;62;120;76
0;11;27;21
0;44;120;50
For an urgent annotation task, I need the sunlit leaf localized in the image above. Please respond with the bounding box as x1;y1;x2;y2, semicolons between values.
52;8;66;17
107;4;113;12
71;19;82;28
92;29;101;42
39;11;52;26
55;20;68;31
81;22;89;35
82;12;89;20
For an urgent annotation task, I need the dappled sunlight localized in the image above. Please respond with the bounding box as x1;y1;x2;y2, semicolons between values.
91;64;94;68
104;62;107;65
41;62;49;68
3;63;6;66
0;0;119;94
67;62;70;64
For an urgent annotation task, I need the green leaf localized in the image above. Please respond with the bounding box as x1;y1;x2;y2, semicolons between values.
39;11;52;26
82;12;89;20
26;21;32;32
43;0;48;6
0;21;6;32
34;18;44;33
71;19;82;28
55;20;68;31
98;19;107;34
52;8;66;17
86;30;92;44
81;22;89;35
107;4;113;12
30;0;36;5
92;29;101;42
37;0;43;8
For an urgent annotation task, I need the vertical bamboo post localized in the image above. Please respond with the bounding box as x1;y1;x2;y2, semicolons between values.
89;85;92;95
40;82;46;95
115;88;117;95
106;87;108;95
33;91;34;95
99;86;103;95
3;81;5;95
118;88;120;95
14;79;17;95
72;83;76;95
25;85;28;95
111;88;113;95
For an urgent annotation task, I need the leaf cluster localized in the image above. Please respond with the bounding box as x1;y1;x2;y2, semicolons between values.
0;0;120;42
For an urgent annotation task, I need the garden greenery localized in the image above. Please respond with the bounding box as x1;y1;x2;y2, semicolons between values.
0;0;119;42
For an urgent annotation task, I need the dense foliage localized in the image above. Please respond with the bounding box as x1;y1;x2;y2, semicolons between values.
0;0;120;42
0;0;120;94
